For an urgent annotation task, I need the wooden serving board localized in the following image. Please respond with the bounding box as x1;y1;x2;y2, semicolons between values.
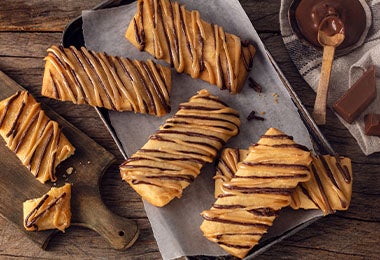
0;71;139;250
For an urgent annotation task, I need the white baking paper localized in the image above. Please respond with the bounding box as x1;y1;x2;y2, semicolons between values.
82;1;324;259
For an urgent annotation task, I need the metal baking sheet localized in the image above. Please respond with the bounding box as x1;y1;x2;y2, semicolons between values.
62;0;335;258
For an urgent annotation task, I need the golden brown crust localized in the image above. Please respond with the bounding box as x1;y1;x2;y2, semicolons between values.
125;0;256;94
0;91;75;183
42;45;172;116
201;128;312;258
215;148;353;216
214;148;249;198
23;183;72;232
290;155;353;215
120;89;240;207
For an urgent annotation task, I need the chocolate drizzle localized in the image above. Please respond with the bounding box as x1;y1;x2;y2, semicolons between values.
223;186;294;196
334;155;352;183
120;90;240;207
319;155;339;188
201;128;312;257
242;162;309;171
127;0;255;93
24;192;66;229
6;99;25;138
0;91;21;128
311;164;334;214
42;45;171;117
201;214;270;228
291;154;352;215
0;91;74;183
134;0;145;50
260;134;293;140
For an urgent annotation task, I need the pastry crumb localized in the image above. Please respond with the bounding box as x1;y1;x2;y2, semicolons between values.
272;93;279;103
259;111;266;115
66;167;74;175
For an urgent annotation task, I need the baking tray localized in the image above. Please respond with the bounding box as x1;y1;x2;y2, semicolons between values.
61;0;335;258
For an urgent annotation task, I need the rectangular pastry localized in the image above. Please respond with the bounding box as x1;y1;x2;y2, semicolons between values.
42;45;172;116
125;0;256;94
120;89;240;207
201;128;312;258
23;183;71;232
214;148;353;215
0;91;75;183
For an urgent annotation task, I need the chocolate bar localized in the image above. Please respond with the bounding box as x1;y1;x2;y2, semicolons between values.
364;113;380;136
333;66;376;124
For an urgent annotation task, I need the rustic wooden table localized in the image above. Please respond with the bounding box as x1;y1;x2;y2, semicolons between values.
0;0;379;259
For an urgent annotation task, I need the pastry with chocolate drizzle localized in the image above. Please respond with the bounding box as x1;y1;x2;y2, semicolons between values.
125;0;256;94
120;89;240;207
42;45;172;117
214;148;353;216
0;91;75;183
23;183;71;232
200;128;312;259
291;155;352;215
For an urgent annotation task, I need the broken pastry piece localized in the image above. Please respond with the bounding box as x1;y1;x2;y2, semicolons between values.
0;91;75;183
290;155;353;215
214;148;353;216
120;89;240;207
201;128;312;259
125;0;256;94
42;45;172;116
23;183;71;232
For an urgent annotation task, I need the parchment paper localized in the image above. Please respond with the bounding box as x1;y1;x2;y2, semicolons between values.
82;1;323;258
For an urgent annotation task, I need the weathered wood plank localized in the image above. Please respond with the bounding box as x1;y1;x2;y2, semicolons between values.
0;32;61;57
258;216;380;259
240;0;280;32
0;0;104;32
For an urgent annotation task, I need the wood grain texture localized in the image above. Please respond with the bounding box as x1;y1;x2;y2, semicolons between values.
0;71;139;251
0;0;379;259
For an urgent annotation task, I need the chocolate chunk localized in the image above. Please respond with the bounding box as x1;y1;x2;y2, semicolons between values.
364;113;380;136
248;77;262;93
247;111;265;121
333;66;376;124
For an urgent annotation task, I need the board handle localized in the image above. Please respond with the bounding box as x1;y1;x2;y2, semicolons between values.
72;190;139;250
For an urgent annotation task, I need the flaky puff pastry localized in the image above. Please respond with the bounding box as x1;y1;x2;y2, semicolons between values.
120;89;240;207
42;45;172;116
0;91;75;183
214;148;249;198
125;0;256;94
23;183;71;232
290;155;353;215
201;128;312;259
214;149;353;215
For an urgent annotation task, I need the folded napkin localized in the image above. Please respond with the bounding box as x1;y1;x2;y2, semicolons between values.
280;0;380;155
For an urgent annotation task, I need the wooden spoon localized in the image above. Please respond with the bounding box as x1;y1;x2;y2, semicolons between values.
312;16;345;125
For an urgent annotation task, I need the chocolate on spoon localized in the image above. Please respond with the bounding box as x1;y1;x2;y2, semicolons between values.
312;15;345;125
289;0;368;53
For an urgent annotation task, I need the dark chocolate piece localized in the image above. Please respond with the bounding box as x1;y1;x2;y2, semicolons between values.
333;66;376;124
248;77;263;93
364;113;380;136
247;110;265;121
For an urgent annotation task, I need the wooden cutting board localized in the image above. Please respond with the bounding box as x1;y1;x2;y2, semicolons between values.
0;71;139;250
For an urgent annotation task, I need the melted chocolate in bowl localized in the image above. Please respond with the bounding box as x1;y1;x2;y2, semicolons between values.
290;0;366;50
